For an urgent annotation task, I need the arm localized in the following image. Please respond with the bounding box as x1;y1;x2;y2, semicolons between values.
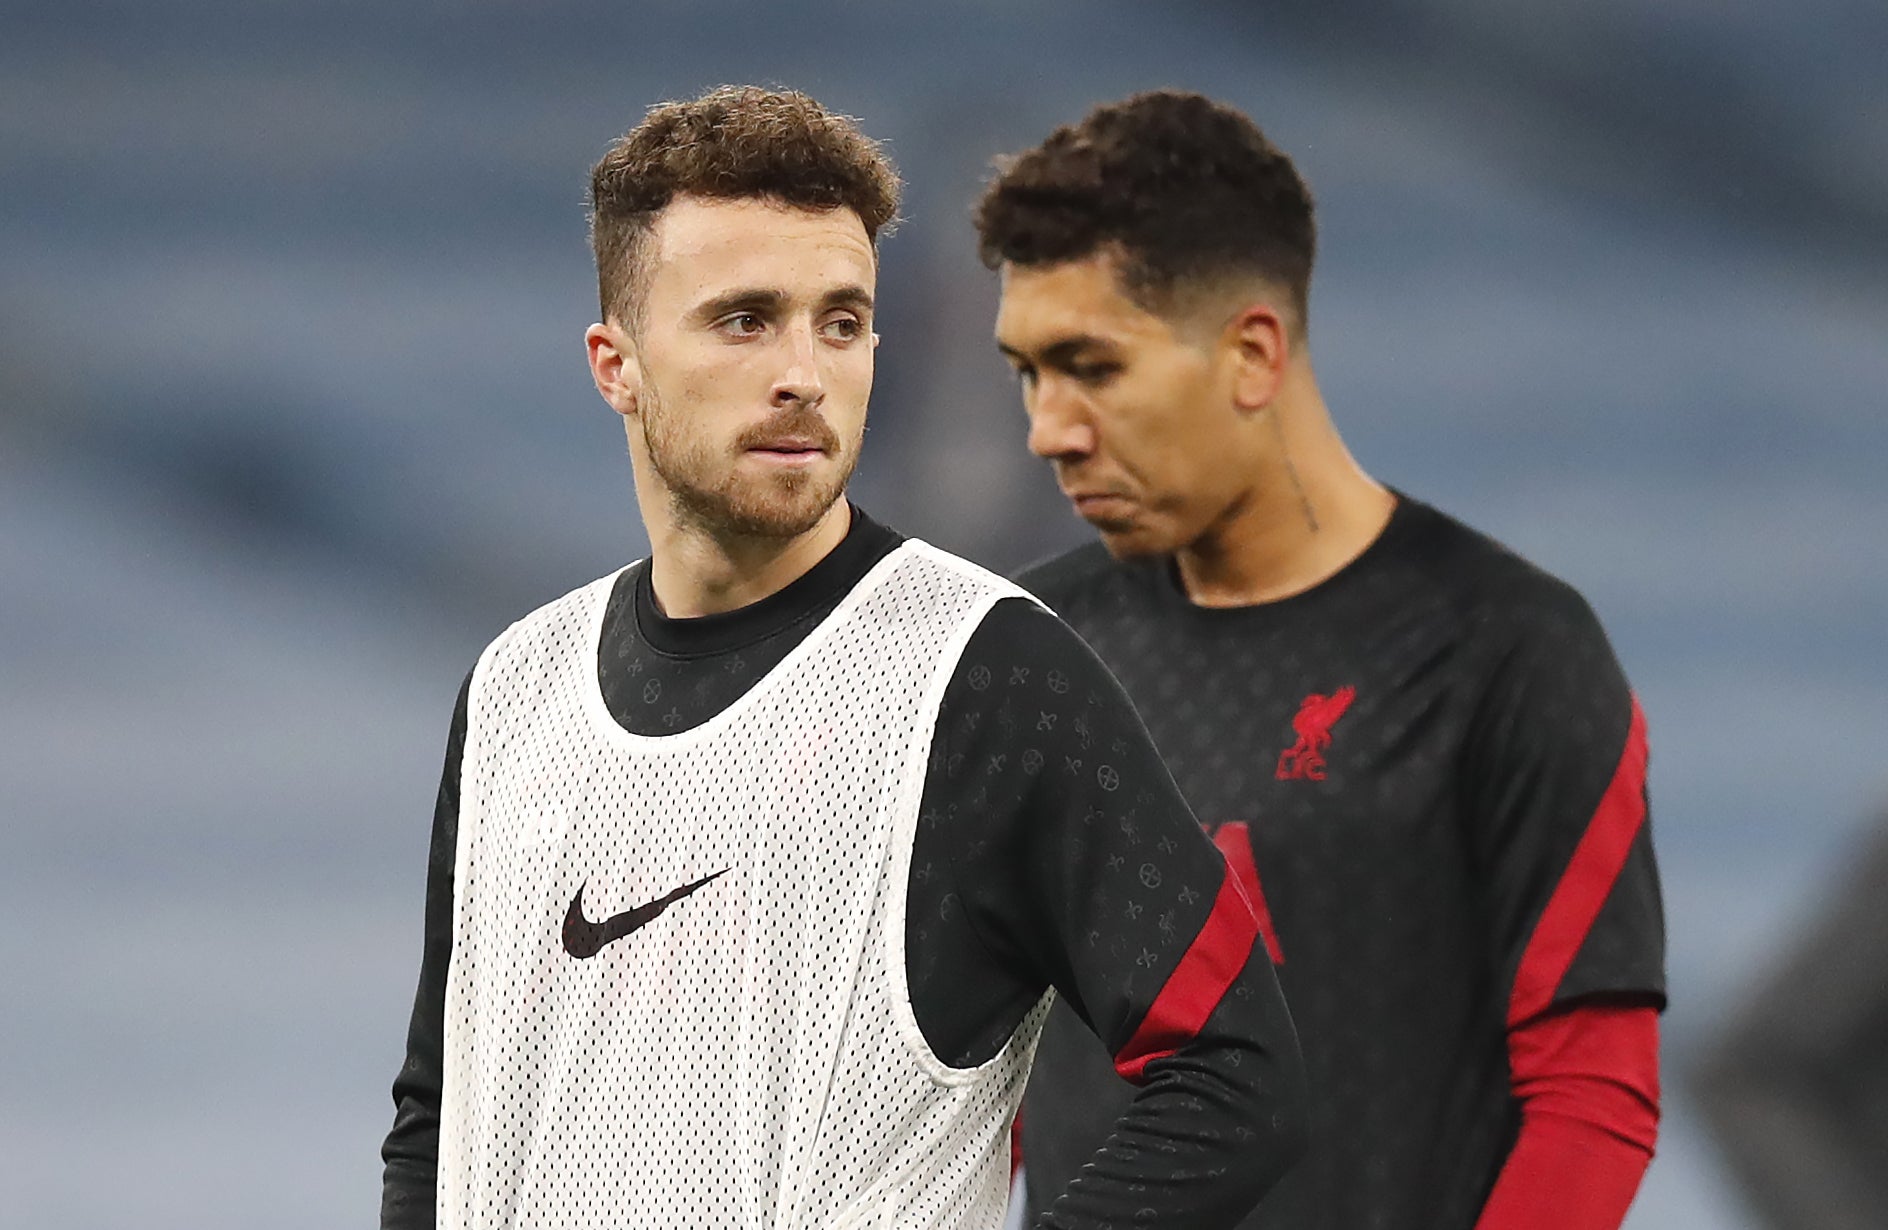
915;599;1307;1229
1461;585;1668;1229
380;672;470;1230
1475;1002;1660;1230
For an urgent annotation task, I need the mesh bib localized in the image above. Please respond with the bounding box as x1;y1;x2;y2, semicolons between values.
439;541;1049;1230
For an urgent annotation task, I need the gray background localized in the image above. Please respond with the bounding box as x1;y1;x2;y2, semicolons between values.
4;2;1884;1226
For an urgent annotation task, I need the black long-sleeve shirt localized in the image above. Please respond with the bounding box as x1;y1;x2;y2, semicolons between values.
1017;494;1666;1230
381;506;1306;1228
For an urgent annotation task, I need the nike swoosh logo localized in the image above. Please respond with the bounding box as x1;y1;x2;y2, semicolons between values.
561;868;730;959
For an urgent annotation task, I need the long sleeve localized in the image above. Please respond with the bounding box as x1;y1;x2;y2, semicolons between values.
905;599;1307;1229
1460;583;1666;1030
1474;1002;1660;1229
380;672;470;1230
1458;581;1667;1224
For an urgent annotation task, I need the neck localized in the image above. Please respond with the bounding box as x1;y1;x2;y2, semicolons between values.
644;498;853;619
1173;379;1394;608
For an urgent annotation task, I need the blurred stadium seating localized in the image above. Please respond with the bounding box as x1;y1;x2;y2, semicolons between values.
4;3;1884;1225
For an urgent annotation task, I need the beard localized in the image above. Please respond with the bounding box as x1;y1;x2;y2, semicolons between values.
638;382;858;540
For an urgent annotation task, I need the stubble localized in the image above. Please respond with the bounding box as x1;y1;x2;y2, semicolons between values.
639;384;857;540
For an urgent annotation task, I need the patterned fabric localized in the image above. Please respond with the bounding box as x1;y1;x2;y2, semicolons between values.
1019;494;1666;1230
385;507;1308;1230
441;543;1043;1230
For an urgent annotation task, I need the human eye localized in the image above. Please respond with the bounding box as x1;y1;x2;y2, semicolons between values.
819;313;866;343
713;311;767;338
1069;360;1120;387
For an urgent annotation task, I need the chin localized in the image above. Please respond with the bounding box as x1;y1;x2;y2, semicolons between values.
1092;520;1179;560
691;467;849;539
729;494;840;539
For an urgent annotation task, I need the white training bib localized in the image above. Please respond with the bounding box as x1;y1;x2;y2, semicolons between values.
438;541;1049;1230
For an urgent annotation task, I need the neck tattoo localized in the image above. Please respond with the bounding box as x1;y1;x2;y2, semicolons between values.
1271;411;1319;534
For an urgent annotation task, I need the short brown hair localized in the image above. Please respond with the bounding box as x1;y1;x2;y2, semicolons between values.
589;85;902;326
974;90;1316;328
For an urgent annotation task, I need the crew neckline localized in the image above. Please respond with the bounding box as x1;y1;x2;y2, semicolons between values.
632;504;905;659
1154;490;1425;617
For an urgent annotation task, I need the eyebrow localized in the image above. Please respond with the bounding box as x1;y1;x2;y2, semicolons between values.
996;334;1117;365
820;284;875;316
692;287;787;324
691;284;875;324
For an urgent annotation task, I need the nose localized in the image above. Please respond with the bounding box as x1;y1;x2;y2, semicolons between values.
1025;377;1096;461
771;320;826;410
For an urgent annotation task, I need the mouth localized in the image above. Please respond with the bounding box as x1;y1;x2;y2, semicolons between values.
1064;489;1133;517
746;437;830;464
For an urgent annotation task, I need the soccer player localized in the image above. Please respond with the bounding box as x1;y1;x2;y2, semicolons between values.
975;91;1666;1230
378;86;1306;1230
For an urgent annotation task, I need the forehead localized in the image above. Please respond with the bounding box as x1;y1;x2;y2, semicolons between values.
993;254;1170;351
646;196;876;303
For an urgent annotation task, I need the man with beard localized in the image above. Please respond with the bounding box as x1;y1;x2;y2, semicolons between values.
976;91;1666;1229
378;86;1305;1230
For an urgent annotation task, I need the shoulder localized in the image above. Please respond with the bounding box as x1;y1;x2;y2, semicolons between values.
1395;502;1635;749
473;566;631;678
1012;540;1146;618
1395;497;1614;654
950;597;1132;716
967;594;1088;657
887;539;1036;609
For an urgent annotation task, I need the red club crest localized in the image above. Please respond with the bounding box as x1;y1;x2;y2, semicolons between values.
1275;686;1356;781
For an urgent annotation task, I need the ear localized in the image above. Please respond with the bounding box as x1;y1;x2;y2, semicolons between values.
585;320;642;418
1223;302;1291;413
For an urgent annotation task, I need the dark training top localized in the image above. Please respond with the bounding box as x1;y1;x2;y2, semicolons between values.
381;506;1308;1230
1019;495;1667;1230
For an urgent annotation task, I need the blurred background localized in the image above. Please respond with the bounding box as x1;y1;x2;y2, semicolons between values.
4;2;1885;1226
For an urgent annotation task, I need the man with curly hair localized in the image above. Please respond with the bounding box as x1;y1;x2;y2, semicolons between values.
378;86;1307;1230
977;90;1667;1230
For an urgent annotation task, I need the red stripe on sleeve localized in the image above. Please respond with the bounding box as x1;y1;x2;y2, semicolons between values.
1473;1108;1653;1230
1009;1108;1023;1181
1212;822;1285;964
1507;697;1650;1028
1112;868;1260;1084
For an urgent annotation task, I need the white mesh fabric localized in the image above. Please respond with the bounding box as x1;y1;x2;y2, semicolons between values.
438;541;1048;1230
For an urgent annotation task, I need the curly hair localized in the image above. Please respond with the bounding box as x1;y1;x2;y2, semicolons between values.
589;85;902;326
974;90;1315;328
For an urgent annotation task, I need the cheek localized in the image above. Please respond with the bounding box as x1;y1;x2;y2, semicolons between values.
665;352;761;419
824;348;874;420
1109;396;1233;505
829;343;873;389
1101;385;1193;471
